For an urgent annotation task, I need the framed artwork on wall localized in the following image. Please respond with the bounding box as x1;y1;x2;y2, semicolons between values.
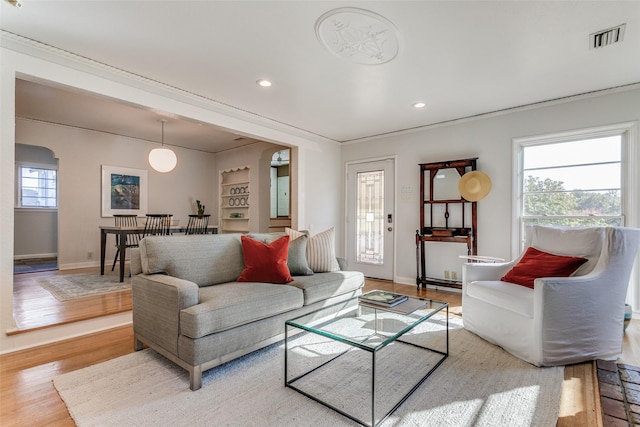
101;165;148;217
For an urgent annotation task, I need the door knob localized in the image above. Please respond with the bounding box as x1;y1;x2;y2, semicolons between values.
387;227;393;232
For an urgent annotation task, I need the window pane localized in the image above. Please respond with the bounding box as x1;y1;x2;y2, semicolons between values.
356;170;384;265
22;177;39;188
524;190;620;216
523;136;621;169
21;194;41;206
523;217;623;227
19;166;57;208
525;163;620;191
521;133;622;228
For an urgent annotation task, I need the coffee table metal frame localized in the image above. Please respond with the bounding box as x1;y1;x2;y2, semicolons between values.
284;294;449;427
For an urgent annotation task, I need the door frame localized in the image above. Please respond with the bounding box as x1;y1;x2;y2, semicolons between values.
344;156;396;280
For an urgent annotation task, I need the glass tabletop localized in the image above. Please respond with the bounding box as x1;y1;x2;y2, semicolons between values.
285;292;448;352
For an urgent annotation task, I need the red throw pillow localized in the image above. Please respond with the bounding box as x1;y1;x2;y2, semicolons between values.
500;247;588;289
237;235;293;283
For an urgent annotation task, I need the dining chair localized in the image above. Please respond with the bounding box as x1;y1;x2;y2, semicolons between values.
185;214;210;235
143;214;172;237
111;214;140;271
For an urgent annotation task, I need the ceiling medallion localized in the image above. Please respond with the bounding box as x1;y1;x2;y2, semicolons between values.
315;7;401;65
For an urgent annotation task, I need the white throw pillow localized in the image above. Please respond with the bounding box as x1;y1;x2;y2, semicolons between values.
286;227;340;273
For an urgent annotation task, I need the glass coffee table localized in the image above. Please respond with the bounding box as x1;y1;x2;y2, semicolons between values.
285;292;448;427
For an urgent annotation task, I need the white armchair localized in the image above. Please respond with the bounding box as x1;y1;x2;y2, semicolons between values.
462;226;640;366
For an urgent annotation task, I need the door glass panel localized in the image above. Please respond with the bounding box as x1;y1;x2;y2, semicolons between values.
356;170;384;265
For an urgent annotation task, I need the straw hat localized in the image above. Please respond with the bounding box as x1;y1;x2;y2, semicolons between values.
458;171;492;201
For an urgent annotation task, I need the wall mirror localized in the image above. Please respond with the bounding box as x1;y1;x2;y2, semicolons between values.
431;168;461;200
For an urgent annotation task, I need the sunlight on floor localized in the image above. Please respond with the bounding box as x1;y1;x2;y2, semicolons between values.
559;377;584;417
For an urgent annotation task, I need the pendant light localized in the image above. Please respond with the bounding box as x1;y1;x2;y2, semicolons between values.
149;119;177;173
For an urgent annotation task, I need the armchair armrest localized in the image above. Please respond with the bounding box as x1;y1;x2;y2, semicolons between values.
132;274;199;355
533;268;627;364
462;261;515;288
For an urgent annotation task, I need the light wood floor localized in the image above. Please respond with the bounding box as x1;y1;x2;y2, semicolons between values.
1;272;638;426
11;267;131;333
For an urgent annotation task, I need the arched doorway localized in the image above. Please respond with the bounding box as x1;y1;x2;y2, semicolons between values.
13;144;59;272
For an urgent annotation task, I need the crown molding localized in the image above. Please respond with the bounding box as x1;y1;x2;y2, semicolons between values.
341;82;640;145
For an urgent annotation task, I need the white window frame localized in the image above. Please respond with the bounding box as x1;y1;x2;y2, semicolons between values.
512;122;638;256
15;162;58;210
512;122;639;310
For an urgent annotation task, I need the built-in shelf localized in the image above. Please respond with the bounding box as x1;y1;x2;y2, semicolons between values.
220;167;250;233
222;181;249;186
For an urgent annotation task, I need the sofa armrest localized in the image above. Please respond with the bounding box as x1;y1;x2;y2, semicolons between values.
130;248;142;276
132;274;199;355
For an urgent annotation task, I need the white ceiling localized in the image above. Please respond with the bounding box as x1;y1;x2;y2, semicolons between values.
2;1;639;153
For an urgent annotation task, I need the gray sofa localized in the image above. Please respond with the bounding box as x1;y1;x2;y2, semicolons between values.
130;233;365;390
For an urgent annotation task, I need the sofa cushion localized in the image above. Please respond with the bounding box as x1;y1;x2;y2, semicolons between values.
289;270;364;305
180;282;303;338
287;227;340;273
139;234;245;287
237;235;293;283
467;280;534;318
501;246;588;289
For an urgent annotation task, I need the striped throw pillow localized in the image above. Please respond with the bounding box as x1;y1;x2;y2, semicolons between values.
286;227;340;273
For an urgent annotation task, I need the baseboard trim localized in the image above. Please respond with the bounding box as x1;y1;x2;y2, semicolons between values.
58;261;102;270
14;253;57;261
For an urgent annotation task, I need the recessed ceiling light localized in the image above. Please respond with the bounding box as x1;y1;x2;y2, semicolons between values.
413;102;426;109
257;79;272;87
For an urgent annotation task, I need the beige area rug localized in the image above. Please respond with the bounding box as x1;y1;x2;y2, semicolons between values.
53;317;563;426
37;273;131;301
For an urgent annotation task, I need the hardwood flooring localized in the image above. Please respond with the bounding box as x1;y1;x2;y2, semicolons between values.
0;325;134;426
11;267;131;333
1;273;638;426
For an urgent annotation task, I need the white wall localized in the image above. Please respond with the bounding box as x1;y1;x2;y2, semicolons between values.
14;209;57;258
341;87;640;307
0;45;341;353
298;141;343;249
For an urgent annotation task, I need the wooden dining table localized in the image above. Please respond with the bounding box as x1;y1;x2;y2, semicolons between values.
99;224;218;282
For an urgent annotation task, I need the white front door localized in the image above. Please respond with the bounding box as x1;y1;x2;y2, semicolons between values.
346;159;395;280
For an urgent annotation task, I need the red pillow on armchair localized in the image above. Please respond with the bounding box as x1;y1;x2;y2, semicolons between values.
500;247;588;289
237;235;293;283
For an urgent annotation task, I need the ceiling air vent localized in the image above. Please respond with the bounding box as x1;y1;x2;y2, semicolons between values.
590;24;625;49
